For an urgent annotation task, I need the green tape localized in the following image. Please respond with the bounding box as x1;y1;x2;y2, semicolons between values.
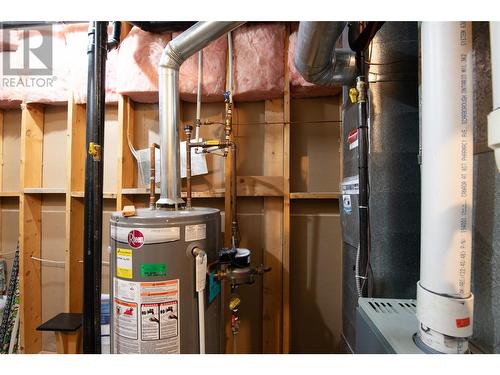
140;263;166;277
208;272;221;304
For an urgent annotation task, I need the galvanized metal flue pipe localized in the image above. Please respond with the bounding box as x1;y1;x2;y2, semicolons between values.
294;22;356;86
149;143;160;209
157;21;245;208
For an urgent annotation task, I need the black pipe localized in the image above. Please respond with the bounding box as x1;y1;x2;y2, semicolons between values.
0;21;80;29
130;21;196;33
356;52;370;297
107;21;122;51
348;22;385;53
83;21;107;354
349;22;384;297
347;22;382;297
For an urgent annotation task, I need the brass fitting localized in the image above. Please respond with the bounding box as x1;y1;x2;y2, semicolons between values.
88;142;101;161
205;139;222;146
356;77;367;103
229;296;241;311
349;87;358;104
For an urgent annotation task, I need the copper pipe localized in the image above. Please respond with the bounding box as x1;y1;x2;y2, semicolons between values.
149;143;160;209
229;141;238;248
224;100;233;141
185;139;239;244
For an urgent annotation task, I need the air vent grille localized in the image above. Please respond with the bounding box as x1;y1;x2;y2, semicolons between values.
364;298;416;315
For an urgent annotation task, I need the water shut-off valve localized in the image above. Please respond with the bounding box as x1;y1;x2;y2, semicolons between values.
213;246;270;337
216;247;271;289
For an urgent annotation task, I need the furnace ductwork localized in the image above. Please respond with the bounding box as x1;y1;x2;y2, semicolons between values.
294;21;356;86
157;21;245;207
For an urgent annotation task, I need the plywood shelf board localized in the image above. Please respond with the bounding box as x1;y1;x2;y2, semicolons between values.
0;192;20;197
24;188;66;194
70;191;117;198
290;192;341;199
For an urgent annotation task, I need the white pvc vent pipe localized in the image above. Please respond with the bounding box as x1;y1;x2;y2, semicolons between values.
417;22;474;354
488;22;500;171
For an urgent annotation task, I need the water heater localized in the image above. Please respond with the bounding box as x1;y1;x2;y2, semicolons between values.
109;207;223;354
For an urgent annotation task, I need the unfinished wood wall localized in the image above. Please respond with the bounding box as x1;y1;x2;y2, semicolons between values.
0;25;344;354
289;97;343;353
1;109;21;284
1;94;343;354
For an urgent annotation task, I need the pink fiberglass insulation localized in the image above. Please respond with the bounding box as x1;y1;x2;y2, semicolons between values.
116;27;171;103
0;29;19;52
64;23;118;104
232;23;285;102
172;32;227;103
288;30;341;98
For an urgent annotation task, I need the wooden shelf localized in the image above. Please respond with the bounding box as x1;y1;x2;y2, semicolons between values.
121;187;225;198
290;192;341;199
0;191;20;197
24;188;66;194
70;191;117;199
120;175;284;198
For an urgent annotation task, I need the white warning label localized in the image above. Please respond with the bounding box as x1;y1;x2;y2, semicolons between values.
113;279;180;354
141;303;160;341
185;224;206;242
114;278;139;302
160;301;179;339
114;299;138;340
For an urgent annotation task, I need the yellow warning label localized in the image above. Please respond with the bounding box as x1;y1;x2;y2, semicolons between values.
116;248;133;279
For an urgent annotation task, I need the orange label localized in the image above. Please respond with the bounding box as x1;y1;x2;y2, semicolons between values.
115;298;136;308
141;280;177;287
456;317;470;328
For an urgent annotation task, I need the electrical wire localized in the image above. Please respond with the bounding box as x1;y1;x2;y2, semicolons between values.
127;111;139;161
30;256;65;265
203;119;342;127
354;43;375;298
29;257;110;266
0;250;17;257
78;260;110;265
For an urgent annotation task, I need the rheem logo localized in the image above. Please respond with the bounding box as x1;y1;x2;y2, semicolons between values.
128;229;145;249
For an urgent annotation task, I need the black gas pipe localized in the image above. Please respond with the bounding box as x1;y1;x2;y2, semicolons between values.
348;22;384;297
82;21;109;354
355;56;370;297
107;21;122;51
